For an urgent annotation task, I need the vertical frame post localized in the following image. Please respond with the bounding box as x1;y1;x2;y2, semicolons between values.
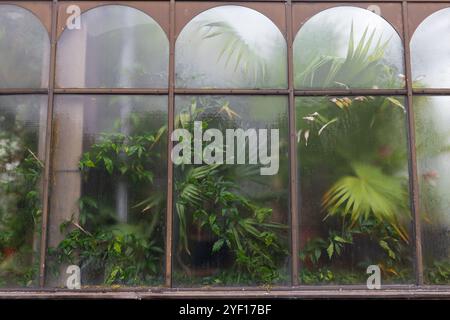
401;0;424;285
39;0;58;287
165;0;176;288
286;0;299;286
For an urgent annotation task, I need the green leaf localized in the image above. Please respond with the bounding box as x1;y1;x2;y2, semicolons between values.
212;239;225;253
326;243;334;259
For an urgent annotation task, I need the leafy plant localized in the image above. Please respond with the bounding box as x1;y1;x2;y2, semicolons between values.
173;98;288;284
0;150;43;286
296;23;402;89
50;116;167;286
426;260;450;284
297;23;413;283
323;163;410;243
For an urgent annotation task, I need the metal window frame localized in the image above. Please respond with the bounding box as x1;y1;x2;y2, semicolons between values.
1;0;450;298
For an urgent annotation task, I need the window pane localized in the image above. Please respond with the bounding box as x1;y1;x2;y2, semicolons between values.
414;96;450;284
0;5;50;88
175;6;287;89
47;95;167;287
294;7;404;89
56;5;169;88
411;8;450;88
296;96;413;284
0;95;47;288
173;95;290;286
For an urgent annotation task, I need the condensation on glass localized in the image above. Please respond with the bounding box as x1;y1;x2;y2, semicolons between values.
175;5;287;89
56;5;169;88
0;5;50;88
0;95;47;288
296;96;414;284
46;95;167;287
414;96;450;284
293;6;405;89
411;8;450;89
173;95;290;286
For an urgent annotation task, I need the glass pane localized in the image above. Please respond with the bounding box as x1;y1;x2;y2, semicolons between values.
411;8;450;88
47;95;167;288
414;96;450;284
296;96;413;284
56;5;169;88
294;7;404;89
0;5;50;88
175;6;287;89
173;95;290;286
0;95;47;288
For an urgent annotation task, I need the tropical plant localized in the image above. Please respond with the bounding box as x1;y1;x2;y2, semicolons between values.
0;150;42;287
297;23;413;283
50;113;167;286
296;23;403;89
173;98;288;284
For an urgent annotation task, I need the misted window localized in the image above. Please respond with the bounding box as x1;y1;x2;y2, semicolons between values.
47;95;167;287
295;7;413;284
0;5;50;89
412;8;450;285
173;95;290;286
1;1;450;294
46;5;169;287
0;4;49;288
175;5;287;89
56;5;169;88
411;8;450;88
294;6;404;89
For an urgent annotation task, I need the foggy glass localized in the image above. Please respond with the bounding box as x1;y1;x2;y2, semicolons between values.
296;96;414;284
56;5;169;88
294;7;405;89
411;9;450;88
0;5;50;88
414;96;450;284
175;6;287;89
173;95;290;286
0;95;47;288
47;95;167;287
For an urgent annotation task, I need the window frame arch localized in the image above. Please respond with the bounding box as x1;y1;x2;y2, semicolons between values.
174;3;288;89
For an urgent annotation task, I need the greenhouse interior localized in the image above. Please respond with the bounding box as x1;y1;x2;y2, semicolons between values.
0;0;449;299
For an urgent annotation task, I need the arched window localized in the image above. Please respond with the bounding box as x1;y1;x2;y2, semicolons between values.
48;5;169;287
412;8;450;285
175;5;287;88
294;7;413;285
0;5;49;288
411;8;450;88
56;5;169;88
294;6;404;89
0;5;50;88
172;5;289;287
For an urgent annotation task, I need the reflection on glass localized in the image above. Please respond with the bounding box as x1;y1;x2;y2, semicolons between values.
173;96;289;286
0;5;50;88
175;6;287;89
414;96;450;284
294;6;404;89
297;96;413;284
56;5;169;88
411;9;450;88
47;96;167;287
0;95;47;287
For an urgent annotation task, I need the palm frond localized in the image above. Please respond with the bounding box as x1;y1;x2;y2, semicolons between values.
195;20;269;84
322;163;410;242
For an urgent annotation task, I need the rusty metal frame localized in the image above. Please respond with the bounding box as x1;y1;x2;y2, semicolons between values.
402;0;423;286
38;0;59;288
286;0;299;286
0;0;450;297
165;0;176;288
